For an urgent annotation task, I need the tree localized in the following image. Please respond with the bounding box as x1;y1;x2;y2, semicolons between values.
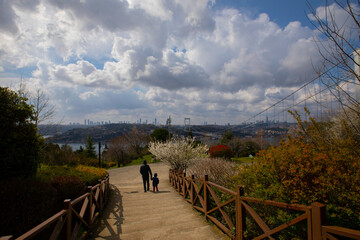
85;135;97;159
0;87;43;179
149;137;208;171
220;130;234;144
31;89;56;126
242;141;261;157
123;128;149;156
106;135;132;167
150;128;171;142
227;138;244;157
307;1;360;131
17;83;56;126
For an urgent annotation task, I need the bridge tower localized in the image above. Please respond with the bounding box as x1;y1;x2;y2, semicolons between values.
184;118;191;137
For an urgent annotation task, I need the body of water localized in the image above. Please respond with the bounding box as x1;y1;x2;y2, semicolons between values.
57;143;101;155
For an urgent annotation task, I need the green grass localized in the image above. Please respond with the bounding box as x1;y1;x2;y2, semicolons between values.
124;154;158;166
231;157;254;164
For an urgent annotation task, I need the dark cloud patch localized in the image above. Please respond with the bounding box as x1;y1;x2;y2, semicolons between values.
12;0;40;11
136;50;210;90
138;65;209;90
0;0;18;34
47;0;149;32
53;67;73;83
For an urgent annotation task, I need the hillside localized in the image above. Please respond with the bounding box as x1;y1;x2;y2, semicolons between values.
41;121;295;144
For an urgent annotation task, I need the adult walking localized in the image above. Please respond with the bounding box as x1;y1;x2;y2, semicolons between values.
140;159;152;192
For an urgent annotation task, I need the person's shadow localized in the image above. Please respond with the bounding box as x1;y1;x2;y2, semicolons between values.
87;184;124;239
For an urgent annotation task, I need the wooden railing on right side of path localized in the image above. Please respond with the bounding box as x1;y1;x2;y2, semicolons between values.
169;169;360;240
1;174;110;240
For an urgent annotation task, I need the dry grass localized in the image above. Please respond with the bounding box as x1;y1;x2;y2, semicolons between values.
187;157;236;187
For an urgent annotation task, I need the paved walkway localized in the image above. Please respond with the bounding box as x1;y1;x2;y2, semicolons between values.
88;162;228;240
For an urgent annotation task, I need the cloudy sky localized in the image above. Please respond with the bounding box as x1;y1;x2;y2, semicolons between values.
0;0;354;125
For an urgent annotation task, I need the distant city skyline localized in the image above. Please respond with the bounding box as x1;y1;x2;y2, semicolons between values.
1;1;357;125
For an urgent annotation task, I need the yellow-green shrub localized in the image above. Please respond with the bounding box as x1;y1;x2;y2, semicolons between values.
230;110;360;237
51;175;86;200
37;164;108;186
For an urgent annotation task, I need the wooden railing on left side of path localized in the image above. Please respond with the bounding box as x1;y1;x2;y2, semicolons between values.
1;174;110;240
169;169;360;240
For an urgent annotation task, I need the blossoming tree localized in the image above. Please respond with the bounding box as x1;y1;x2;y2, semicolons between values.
148;137;208;171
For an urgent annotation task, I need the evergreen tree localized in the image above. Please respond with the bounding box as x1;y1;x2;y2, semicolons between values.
85;135;97;158
220;130;234;144
150;128;172;142
0;87;43;179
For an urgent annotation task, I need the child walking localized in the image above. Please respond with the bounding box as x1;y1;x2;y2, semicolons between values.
151;173;159;192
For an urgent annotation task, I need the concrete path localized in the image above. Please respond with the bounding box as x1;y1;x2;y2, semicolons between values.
88;162;228;240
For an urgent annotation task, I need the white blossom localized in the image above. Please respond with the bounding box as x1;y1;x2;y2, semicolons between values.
148;137;208;171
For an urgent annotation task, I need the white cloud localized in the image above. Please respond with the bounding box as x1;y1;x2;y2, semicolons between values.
0;0;333;124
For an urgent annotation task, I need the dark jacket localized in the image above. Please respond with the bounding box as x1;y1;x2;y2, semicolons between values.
140;160;152;178
151;173;159;187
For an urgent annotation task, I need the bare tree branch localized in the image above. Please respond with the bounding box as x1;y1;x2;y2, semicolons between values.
307;1;360;135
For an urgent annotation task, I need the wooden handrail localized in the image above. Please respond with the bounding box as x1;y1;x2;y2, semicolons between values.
207;181;236;196
6;175;110;240
16;210;67;240
169;169;360;240
322;226;360;239
240;196;310;211
71;192;90;205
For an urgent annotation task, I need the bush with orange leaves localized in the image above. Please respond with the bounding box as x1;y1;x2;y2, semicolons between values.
231;109;360;236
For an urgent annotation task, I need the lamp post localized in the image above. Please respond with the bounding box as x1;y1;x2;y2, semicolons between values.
98;142;108;168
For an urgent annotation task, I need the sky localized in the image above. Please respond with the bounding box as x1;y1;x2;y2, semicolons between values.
0;0;357;125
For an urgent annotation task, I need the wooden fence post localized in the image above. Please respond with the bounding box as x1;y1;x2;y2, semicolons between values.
86;186;93;225
169;169;172;184
105;176;109;202
175;171;179;192
236;186;246;240
204;175;209;218
191;175;195;205
63;199;72;240
182;172;186;198
98;179;103;210
311;202;326;240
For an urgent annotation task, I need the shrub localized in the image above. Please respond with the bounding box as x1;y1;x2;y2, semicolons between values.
188;157;236;186
241;141;260;157
1;165;107;238
104;161;117;168
209;145;233;159
37;164;108;186
79;157;99;167
51;175;86;200
75;165;108;185
230;110;360;236
0;178;58;238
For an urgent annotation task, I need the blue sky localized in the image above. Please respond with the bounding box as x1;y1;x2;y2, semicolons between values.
214;0;326;28
0;0;357;125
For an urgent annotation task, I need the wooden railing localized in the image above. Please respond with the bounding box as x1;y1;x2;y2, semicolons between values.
169;169;360;240
1;175;110;240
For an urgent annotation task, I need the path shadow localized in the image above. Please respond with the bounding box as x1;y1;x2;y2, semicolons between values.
150;190;170;193
87;184;123;239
